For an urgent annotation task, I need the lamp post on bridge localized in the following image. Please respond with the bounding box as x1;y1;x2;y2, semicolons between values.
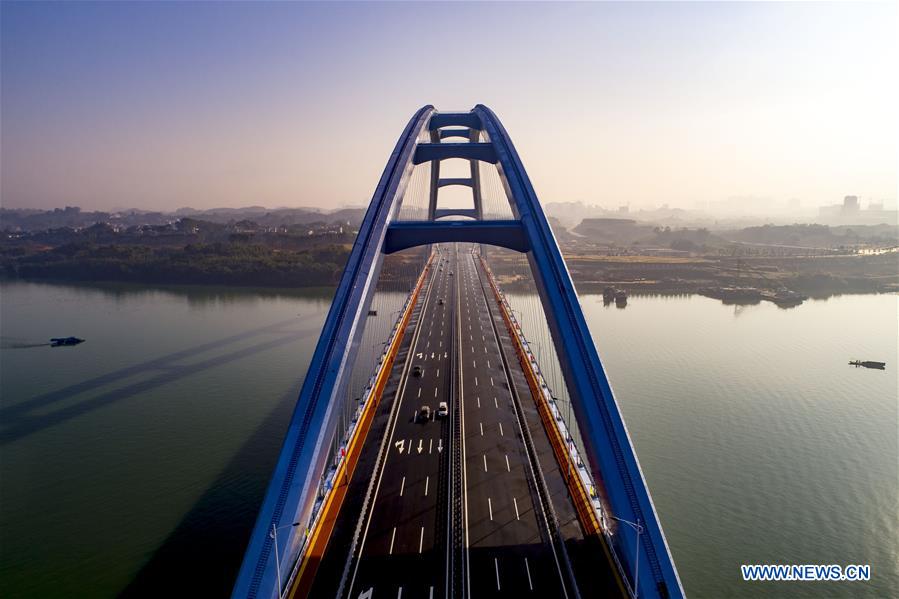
610;515;643;598
270;521;301;598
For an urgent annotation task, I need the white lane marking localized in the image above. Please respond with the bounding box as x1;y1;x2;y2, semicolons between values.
429;438;433;454
494;396;498;409
418;388;421;398
495;557;501;590
488;497;493;521
490;377;494;386
483;454;488;472
389;527;396;554
436;369;440;378
470;334;473;341
425;476;429;496
475;377;478;386
499;422;504;436
398;587;403;599
487;360;491;369
479;422;484;435
476;397;480;408
399;477;405;496
439;340;442;347
505;454;510;472
525;558;533;590
513;497;520;520
434;388;438;397
473;360;477;368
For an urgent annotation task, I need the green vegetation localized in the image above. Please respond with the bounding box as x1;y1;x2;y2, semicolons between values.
2;242;350;287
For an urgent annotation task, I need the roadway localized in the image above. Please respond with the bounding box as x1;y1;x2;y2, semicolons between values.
344;244;456;599
307;243;615;599
456;246;571;597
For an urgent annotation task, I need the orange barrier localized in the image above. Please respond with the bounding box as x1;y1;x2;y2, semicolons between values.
288;253;434;597
478;257;602;536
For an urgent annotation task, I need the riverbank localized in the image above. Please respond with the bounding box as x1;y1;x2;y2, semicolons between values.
488;251;898;306
3;240;896;304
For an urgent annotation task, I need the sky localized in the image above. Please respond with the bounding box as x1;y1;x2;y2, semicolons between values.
1;1;897;213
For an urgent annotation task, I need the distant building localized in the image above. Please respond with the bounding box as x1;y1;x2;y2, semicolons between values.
819;195;897;225
842;195;859;214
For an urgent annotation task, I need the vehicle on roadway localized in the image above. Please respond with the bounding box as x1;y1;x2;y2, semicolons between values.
417;405;431;423
438;298;444;305
436;402;448;418
412;365;423;377
449;271;454;276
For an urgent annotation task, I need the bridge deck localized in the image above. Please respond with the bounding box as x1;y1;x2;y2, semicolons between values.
303;244;621;599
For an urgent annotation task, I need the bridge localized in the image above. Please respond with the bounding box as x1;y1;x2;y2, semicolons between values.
232;106;684;599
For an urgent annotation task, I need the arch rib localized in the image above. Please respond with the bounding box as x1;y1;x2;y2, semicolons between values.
232;105;434;599
474;104;684;599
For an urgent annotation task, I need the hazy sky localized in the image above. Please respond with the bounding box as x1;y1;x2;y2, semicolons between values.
2;1;896;212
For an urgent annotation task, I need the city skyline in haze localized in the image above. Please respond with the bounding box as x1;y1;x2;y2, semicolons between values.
2;1;897;213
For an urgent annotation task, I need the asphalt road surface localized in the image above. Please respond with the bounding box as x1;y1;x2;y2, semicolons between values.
323;243;595;599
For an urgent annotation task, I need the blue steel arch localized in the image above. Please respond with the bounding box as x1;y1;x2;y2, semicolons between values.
233;106;684;599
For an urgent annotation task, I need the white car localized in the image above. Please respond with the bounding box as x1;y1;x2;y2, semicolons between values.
436;401;448;418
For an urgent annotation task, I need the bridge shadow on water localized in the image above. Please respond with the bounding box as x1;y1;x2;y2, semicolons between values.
117;382;301;598
0;316;322;445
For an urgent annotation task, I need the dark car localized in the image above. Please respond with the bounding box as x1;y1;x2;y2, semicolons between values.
417;405;431;423
412;365;423;377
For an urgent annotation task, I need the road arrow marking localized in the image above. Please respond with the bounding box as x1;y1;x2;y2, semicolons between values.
437;439;443;453
417;439;423;454
395;440;405;454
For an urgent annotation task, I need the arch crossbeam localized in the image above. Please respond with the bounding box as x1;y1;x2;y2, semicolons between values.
413;142;497;165
437;177;473;188
384;220;528;254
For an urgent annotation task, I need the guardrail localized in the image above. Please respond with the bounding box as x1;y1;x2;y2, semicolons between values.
282;252;435;597
478;255;633;598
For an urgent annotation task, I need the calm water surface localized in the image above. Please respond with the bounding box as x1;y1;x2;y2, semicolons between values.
1;281;896;597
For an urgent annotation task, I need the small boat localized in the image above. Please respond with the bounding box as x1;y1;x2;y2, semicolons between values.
849;360;886;370
614;289;628;307
50;337;85;347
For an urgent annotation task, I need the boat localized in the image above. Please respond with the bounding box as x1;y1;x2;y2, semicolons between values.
767;289;808;307
614;289;628;307
602;287;616;302
702;287;764;304
50;337;85;347
849;360;886;370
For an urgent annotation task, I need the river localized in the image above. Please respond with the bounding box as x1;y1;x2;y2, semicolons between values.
1;281;895;597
